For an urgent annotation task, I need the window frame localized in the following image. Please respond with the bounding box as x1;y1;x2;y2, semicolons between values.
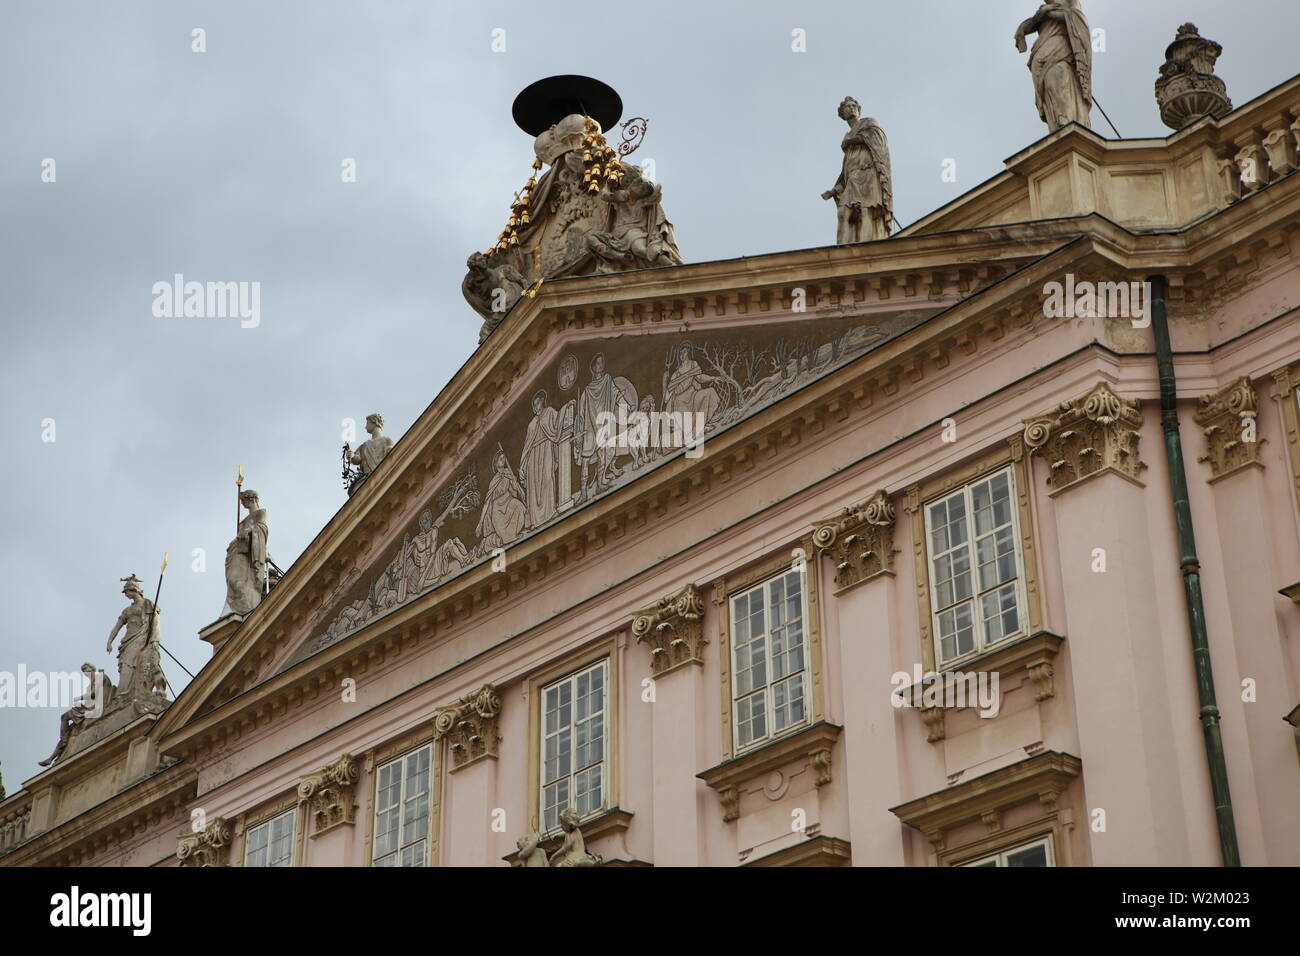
959;834;1055;868
714;538;826;762
362;726;442;868
728;567;813;754
905;440;1044;675
369;741;436;868
526;636;621;836
922;464;1030;667
537;658;610;834
243;807;297;868
234;793;303;868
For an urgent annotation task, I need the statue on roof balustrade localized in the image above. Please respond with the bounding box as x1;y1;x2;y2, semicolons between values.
823;96;893;244
1014;0;1093;131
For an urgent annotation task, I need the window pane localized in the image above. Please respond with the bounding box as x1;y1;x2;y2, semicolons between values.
539;661;607;832
1006;841;1050;867
372;744;432;867
731;572;807;749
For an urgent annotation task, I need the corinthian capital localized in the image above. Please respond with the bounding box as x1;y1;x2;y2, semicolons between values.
631;582;707;676
433;684;502;771
812;489;896;590
1022;382;1146;494
298;753;360;834
176;817;232;867
1194;377;1262;480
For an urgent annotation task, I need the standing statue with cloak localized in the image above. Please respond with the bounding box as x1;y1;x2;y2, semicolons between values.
822;97;893;244
223;488;269;616
1014;0;1093;131
106;573;164;703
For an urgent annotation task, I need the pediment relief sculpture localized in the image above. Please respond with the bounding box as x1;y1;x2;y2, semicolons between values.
293;311;928;666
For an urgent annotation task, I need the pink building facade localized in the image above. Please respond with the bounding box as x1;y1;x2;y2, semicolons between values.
3;74;1300;869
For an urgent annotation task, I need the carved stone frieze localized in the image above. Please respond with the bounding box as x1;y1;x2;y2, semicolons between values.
1195;377;1262;480
433;684;502;771
812;489;896;590
298;753;360;834
631;582;707;676
1022;382;1145;494
176;817;232;867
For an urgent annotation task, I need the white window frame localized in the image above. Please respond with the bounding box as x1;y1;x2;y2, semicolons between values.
729;568;811;754
244;807;296;868
371;743;434;867
923;465;1029;667
960;835;1055;868
540;659;609;834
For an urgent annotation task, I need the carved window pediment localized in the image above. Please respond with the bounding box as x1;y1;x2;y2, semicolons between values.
889;750;1081;865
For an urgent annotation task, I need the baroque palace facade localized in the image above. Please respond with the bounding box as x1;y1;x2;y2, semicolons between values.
4;53;1300;868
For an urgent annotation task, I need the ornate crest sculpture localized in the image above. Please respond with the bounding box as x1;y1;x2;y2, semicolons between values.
463;75;682;342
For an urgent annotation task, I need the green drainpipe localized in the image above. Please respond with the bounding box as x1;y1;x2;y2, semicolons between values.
1147;274;1240;866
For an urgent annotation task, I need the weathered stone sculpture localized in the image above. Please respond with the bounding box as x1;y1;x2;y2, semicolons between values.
223;489;269;616
550;807;602;866
515;832;549;867
462;252;529;343
1155;23;1231;131
106;574;165;706
587;164;682;273
822;96;893;243
345;413;394;495
463;77;682;342
37;663;113;767
1014;1;1093;131
512;808;602;867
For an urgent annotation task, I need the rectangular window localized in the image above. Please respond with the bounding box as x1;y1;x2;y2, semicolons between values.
541;660;607;833
960;835;1054;867
731;568;809;752
924;467;1026;665
372;744;432;867
244;808;295;868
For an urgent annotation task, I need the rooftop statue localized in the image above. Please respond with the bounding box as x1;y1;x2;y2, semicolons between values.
822;96;893;244
107;573;168;709
343;413;394;496
587;164;682;272
37;663;113;767
223;489;269;616
1155;23;1231;131
462;76;680;342
1014;0;1093;131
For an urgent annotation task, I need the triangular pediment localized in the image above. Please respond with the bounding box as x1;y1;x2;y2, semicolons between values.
283;302;944;668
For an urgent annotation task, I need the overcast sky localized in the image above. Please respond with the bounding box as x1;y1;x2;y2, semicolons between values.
2;0;1296;786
